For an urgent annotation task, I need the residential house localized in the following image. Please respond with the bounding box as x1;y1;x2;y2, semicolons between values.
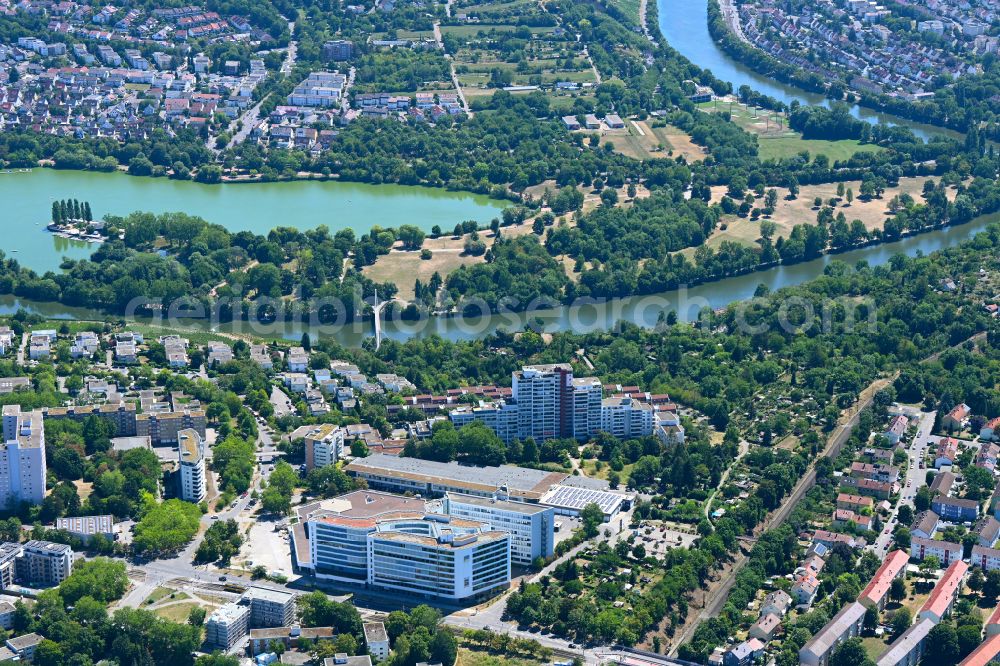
748;612;781;642
812;530;862;550
287;346;309;372
885;415;908;445
760;590;792;618
911;511;940;540
792;571;820;605
978;443;1000;472
725;638;765;666
943;404;971;431
842;477;892;499
981;417;1000;441
836;493;874;512
936;437;960;468
832;509;872;532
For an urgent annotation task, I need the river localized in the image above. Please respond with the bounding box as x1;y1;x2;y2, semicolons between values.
655;0;961;142
2;212;998;346
2;168;507;273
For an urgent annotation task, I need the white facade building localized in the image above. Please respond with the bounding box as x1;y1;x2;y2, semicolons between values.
364;622;390;662
178;428;206;503
0;406;47;506
205;602;251;649
367;515;510;601
600;396;654;439
304;424;345;471
443;492;554;567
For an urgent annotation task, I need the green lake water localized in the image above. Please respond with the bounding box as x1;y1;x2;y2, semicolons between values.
2;169;507;273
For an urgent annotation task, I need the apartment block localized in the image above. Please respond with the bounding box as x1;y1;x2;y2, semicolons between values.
205;602;250;650
932;495;981;522
303;424;345;471
972;544;1000;572
364;622;389;662
875;617;934;666
242;587;296;628
911;536;963;565
450;364;654;443
513;364;573;442
15;540;73;586
0;406;47;506
799;601;867;666
600;395;654;439
919;560;968;623
449;401;519;445
858;549;908;611
136;408;206;445
178;429;206;503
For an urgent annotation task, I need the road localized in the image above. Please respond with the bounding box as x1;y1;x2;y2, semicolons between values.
270;386;295;417
718;0;749;44
583;47;603;85
122;415;281;608
870;410;936;557
638;0;652;41
444;506;635;665
434;22;472;115
230;31;297;148
15;331;26;365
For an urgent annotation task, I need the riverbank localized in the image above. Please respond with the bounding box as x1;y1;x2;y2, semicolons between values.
703;0;968;137
3;209;999;347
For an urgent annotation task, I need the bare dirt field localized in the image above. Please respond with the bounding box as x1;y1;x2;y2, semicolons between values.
596;120;705;162
690;176;952;256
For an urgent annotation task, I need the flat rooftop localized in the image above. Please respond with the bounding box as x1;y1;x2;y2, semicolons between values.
243;586;295;605
446;492;553;515
540;484;626;516
178;428;202;464
346;454;568;499
297;490;427;523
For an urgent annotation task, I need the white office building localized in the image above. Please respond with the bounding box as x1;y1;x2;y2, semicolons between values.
178;428;206;503
368;514;510;601
443;492;554;567
0;406;47;506
301;490;510;600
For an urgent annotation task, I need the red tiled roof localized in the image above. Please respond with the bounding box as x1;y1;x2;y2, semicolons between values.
858;550;908;608
921;560;968;618
958;632;1000;666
